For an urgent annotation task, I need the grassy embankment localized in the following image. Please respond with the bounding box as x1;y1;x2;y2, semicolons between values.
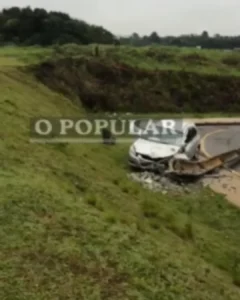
33;44;240;114
0;45;240;299
1;44;240;114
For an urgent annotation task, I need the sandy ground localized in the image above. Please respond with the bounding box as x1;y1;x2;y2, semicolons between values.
203;170;240;208
191;117;240;207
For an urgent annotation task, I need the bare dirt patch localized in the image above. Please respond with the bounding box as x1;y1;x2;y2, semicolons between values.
203;170;240;208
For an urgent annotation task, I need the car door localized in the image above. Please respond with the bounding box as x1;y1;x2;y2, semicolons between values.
184;127;199;158
190;127;201;157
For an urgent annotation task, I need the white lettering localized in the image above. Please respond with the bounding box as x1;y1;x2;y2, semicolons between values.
35;119;52;135
75;120;92;135
60;119;74;135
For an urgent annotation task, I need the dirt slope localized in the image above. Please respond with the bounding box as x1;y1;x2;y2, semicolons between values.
34;57;240;113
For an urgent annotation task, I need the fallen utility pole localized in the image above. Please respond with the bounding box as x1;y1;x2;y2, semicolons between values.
165;148;240;181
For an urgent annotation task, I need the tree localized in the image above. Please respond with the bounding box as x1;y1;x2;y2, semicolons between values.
201;30;209;39
1;6;240;49
0;6;115;46
149;31;160;43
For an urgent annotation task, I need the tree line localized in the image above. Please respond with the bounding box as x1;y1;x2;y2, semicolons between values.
0;7;115;45
120;31;240;49
0;6;240;49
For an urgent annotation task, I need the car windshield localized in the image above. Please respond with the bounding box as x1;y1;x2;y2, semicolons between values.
142;131;184;146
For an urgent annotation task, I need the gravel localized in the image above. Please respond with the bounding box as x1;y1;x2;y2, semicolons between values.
128;171;203;194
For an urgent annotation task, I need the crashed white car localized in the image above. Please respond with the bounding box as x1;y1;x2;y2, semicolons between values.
128;121;201;170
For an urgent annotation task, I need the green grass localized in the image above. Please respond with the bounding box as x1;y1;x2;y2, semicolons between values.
1;49;240;299
109;45;240;76
1;44;240;76
96;44;240;76
0;45;53;65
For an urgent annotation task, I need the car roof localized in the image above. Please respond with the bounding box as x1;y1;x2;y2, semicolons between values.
135;119;196;134
182;121;196;128
155;119;196;132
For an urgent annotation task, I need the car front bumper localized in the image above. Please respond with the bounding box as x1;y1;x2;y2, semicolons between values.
128;153;172;172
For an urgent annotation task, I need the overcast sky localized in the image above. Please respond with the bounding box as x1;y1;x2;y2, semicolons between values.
0;0;239;36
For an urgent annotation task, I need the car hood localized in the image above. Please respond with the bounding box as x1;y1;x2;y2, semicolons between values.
133;138;180;158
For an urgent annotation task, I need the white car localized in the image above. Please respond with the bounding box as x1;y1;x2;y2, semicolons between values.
128;120;201;170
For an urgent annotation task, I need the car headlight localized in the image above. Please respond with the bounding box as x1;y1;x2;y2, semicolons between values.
129;145;136;155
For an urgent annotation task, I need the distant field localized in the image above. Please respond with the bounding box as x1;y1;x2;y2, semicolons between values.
0;44;240;76
102;45;240;76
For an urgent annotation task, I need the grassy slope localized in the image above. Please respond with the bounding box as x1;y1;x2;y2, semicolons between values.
30;44;240;114
103;45;240;76
0;44;240;75
0;48;240;299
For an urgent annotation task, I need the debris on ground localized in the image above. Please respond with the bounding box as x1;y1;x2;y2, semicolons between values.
128;171;202;194
128;148;240;195
166;148;240;179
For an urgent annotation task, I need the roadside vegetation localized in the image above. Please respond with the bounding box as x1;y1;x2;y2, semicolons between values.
2;44;237;115
1;44;240;74
30;44;240;113
2;45;240;113
0;44;240;299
